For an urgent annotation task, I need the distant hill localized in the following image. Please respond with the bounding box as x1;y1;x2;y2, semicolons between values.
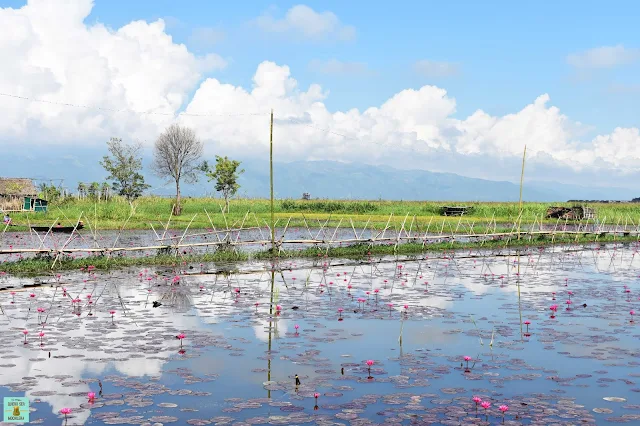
225;159;557;201
0;147;634;202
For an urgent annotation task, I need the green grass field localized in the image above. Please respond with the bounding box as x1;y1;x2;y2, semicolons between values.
4;196;640;232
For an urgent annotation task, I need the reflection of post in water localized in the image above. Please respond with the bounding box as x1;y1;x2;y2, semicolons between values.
267;269;275;399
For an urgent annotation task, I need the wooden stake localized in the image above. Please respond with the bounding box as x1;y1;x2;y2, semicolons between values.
269;108;275;253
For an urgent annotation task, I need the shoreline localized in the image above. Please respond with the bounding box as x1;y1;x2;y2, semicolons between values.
1;233;637;276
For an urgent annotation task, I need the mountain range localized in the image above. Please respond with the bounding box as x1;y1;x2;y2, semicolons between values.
0;148;635;202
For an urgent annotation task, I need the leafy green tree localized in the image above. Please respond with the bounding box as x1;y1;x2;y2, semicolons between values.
38;183;62;202
100;137;150;202
77;182;87;199
88;182;100;200
202;156;244;213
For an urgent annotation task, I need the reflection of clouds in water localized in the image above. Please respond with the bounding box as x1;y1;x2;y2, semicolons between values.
0;276;207;423
9;344;93;425
1;246;638;423
253;318;289;343
182;274;290;343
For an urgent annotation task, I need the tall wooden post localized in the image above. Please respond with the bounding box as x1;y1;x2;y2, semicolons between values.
270;109;275;252
518;144;527;238
517;145;527;341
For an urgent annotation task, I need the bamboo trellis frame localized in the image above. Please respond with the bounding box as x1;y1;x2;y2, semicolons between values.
0;211;635;261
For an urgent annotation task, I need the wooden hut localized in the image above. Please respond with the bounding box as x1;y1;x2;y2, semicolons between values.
0;178;47;212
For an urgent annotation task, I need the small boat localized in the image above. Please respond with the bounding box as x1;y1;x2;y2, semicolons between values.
31;223;84;233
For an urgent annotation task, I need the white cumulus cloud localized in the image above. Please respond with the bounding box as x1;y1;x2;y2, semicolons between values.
2;0;640;180
182;63;640;172
0;0;225;143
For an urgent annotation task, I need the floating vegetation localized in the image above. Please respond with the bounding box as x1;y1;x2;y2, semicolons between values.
0;244;638;424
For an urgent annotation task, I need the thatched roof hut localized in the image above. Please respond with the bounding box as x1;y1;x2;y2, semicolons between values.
0;178;37;197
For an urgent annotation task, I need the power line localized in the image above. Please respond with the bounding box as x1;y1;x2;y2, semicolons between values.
0;92;269;118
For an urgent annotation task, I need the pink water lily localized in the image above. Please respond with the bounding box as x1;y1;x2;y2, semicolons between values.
365;359;374;376
473;396;482;412
463;355;472;371
499;404;509;422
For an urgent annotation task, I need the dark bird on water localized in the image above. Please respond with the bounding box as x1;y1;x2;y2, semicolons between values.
291;306;299;310
295;374;301;386
152;301;162;308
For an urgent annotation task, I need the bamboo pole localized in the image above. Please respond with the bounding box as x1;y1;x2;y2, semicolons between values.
517;145;526;341
269;108;275;253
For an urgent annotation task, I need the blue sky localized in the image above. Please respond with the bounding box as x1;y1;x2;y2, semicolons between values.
61;0;640;134
2;0;640;193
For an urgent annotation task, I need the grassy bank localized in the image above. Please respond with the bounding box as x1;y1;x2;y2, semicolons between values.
1;233;636;276
4;197;640;232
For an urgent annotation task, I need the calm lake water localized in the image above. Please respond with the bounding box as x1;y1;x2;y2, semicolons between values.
0;244;639;425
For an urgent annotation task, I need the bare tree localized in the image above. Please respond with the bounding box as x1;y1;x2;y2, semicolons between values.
152;124;204;215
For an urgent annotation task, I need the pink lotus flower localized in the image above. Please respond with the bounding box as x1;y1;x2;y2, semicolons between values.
473;396;482;411
366;359;374;376
59;407;71;417
88;392;95;401
177;333;186;347
499;404;509;413
314;392;319;399
463;355;472;371
481;401;491;409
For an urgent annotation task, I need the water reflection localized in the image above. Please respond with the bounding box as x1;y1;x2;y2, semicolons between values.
0;244;638;424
